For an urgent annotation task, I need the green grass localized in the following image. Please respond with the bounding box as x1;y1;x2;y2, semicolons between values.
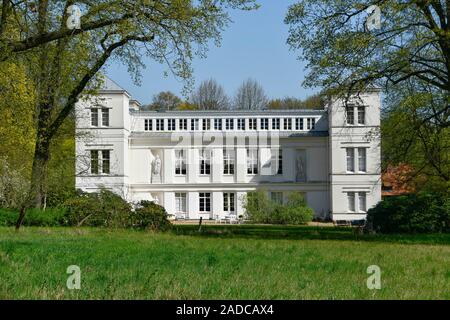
0;225;449;299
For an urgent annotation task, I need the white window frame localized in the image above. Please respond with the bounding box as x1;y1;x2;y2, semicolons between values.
174;149;186;176
283;118;292;130
358;147;367;173
357;106;365;125
202;119;211;131
223;192;235;213
91;108;99;126
223;149;235;175
295;118;303;130
214;118;222;130
199;149;211;175
347;192;356;212
260;118;269;130
248;118;257;130
247;148;258;175
346;106;355;125
175;193;187;214
101;108;109;127
144;119;152;131
346;148;355;173
179;118;187;130
358;192;367;212
156;119;164;131
237;118;245;130
168;118;176;131
199;192;211;213
191;119;200;131
90;149;110;175
272;118;280;130
225;118;234;130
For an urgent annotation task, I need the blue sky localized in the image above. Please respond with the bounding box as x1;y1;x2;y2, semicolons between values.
106;0;316;104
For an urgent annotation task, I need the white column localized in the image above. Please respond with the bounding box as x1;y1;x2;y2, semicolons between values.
212;192;222;219
188;192;198;219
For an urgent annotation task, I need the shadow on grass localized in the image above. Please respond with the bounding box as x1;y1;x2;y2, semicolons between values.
171;224;450;245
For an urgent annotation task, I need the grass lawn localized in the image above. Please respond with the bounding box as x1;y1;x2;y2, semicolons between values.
0;225;449;299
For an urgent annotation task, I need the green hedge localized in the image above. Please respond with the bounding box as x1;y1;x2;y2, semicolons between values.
367;192;450;233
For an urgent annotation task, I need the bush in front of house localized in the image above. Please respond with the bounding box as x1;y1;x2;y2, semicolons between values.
243;191;314;225
63;189;131;227
366;192;450;233
128;201;172;231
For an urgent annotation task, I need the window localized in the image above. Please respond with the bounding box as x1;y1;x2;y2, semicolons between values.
102;150;110;174
175;193;187;213
223;193;235;213
358;148;367;172
174;150;186;175
199;149;211;175
101;108;109;126
144;119;152;131
346;106;355;125
90;150;110;174
295;118;304;130
272;118;280;130
191;119;200;130
156;119;164;131
357;106;365;125
306;118;316;130
347;192;356;212
271;192;283;204
168;119;176;131
249;118;257;130
346;148;355;172
90;150;99;174
214;118;222;130
260;118;269;130
223;149;235;175
358;192;366;212
247;148;258;174
225;118;234;130
199;193;211;212
277;149;283;175
179;118;187;130
202;119;211;131
237;118;245;130
283;118;292;130
91;108;99;126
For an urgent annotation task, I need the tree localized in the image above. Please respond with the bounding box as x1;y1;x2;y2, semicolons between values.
8;0;258;229
0;1;258;60
267;94;325;110
191;78;230;110
147;91;182;111
285;0;450;187
234;78;268;110
285;1;449;125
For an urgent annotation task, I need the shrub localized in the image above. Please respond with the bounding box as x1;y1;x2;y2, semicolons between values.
0;207;68;227
243;191;314;225
367;192;450;233
128;201;172;231
63;189;131;227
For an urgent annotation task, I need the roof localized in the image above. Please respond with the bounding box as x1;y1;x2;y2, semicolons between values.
99;76;131;98
131;109;326;117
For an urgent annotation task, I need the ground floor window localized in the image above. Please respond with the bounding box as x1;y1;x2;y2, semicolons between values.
347;192;366;212
175;193;187;213
223;192;235;213
199;192;211;212
271;192;283;204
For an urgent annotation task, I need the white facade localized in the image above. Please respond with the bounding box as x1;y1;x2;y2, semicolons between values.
75;78;381;221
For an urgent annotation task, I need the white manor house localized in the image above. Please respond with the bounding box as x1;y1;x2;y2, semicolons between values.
75;78;381;222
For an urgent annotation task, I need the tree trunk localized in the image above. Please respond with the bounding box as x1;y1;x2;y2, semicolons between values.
15;104;52;230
